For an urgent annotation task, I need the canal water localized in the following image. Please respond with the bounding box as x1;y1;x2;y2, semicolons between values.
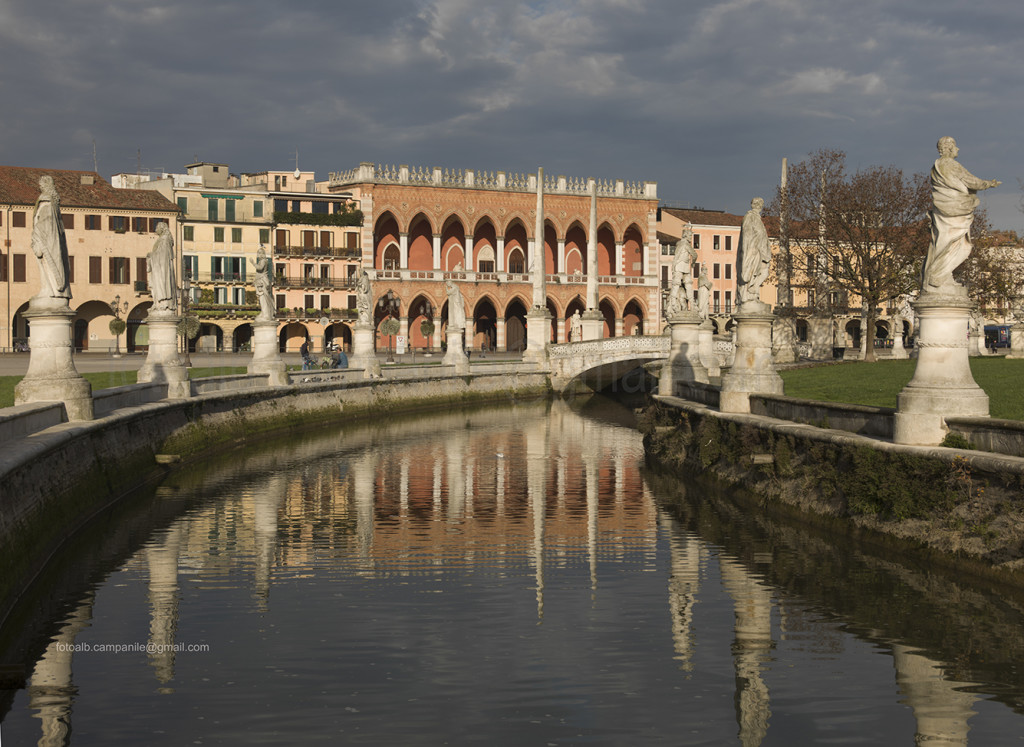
2;397;1024;745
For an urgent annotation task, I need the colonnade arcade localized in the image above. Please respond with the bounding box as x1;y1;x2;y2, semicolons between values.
371;288;648;352
373;210;647;278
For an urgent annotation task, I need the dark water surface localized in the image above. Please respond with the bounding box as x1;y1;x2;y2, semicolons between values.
2;398;1024;745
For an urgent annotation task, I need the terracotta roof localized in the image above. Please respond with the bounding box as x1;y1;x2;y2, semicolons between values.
661;207;744;227
0;165;178;213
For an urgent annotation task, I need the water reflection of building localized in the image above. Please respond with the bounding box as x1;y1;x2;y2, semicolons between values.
17;401;990;744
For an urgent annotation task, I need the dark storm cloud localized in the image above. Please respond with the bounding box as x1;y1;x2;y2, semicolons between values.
1;0;1020;229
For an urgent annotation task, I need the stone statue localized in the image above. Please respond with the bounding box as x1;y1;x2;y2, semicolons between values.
921;136;1000;293
250;245;274;320
146;222;177;313
446;279;466;330
356;269;373;326
697;265;712;318
569;310;583;341
738;197;770;305
666;227;697;316
31;175;71;301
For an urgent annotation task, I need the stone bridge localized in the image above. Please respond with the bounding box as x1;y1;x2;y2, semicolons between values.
547;335;670;393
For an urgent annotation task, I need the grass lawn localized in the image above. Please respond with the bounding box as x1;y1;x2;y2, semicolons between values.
780;357;1024;421
0;366;246;409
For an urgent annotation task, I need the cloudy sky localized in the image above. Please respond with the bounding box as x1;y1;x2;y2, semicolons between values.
1;0;1022;231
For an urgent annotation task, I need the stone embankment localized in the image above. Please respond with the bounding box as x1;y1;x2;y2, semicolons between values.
0;365;548;624
642;394;1024;586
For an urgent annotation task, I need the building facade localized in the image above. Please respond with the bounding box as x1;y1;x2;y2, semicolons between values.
326;163;660;353
1;166;179;352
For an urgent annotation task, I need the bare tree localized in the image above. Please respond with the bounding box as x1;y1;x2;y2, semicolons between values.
769;149;930;362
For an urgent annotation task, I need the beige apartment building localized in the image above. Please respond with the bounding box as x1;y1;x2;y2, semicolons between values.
120;163;362;352
1;166;179;352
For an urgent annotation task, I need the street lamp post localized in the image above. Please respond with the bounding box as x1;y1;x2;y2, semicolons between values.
109;294;129;357
378;289;400;363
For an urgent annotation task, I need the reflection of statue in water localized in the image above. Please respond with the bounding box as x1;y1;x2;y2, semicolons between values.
697;266;712;318
147;222;177;313
666;227;697;316
922;137;1000;292
356;270;372;326
446;279;466;329
738;197;770;305
250;245;274;320
32;175;72;301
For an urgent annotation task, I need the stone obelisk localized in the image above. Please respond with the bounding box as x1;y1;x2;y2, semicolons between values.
524;167;551;365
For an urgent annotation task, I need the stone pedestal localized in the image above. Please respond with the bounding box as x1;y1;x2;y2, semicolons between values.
246;318;288;387
14;298;93;420
659;312;708;396
580;310;604;342
442;327;470;373
890;323;909;359
719;302;784;414
698;320;719;378
808;316;833;360
893;291;988;445
771;315;799;364
523;307;552;365
350;322;382;378
137;310;190;398
1005;323;1024;359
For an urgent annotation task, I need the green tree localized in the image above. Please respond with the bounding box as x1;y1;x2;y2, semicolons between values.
770;149;930;362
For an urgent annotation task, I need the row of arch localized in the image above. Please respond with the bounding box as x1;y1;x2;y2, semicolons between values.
374;210;647;277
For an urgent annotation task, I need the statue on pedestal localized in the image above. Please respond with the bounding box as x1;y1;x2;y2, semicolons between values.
148;222;177;313
250;246;274;320
31;175;71;301
446;279;466;330
697;266;712;319
922;137;1000;293
665;227;697;316
356;270;373;326
569;310;583;341
738;197;770;305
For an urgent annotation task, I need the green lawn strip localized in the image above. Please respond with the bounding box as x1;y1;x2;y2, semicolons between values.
0;367;248;408
780;357;1024;420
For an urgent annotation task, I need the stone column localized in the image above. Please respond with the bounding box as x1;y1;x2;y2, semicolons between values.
247;318;288;386
890;317;909;359
659;310;708;396
698;319;720;378
524;167;550;365
15;298;93;421
138;309;190;397
442;325;470;373
582;180;603;341
350;321;382;378
894;292;988;444
808;316;833;360
496;316;506;352
399;233;408;269
720;302;784;413
772;315;798;364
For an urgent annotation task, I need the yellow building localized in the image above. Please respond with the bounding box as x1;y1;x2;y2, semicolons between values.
1;166;179;352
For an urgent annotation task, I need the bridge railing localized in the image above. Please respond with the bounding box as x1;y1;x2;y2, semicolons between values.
548;335;670;359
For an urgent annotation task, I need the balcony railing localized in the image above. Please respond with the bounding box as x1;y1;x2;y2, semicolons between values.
272;245;362;259
274;275;358;291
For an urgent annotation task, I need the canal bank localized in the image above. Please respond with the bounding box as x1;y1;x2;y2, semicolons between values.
642;394;1024;586
0;368;549;627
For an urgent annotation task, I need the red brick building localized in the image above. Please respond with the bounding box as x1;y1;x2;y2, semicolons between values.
327;163;659;352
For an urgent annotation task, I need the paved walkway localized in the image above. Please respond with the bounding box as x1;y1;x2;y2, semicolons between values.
0;349;524;377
